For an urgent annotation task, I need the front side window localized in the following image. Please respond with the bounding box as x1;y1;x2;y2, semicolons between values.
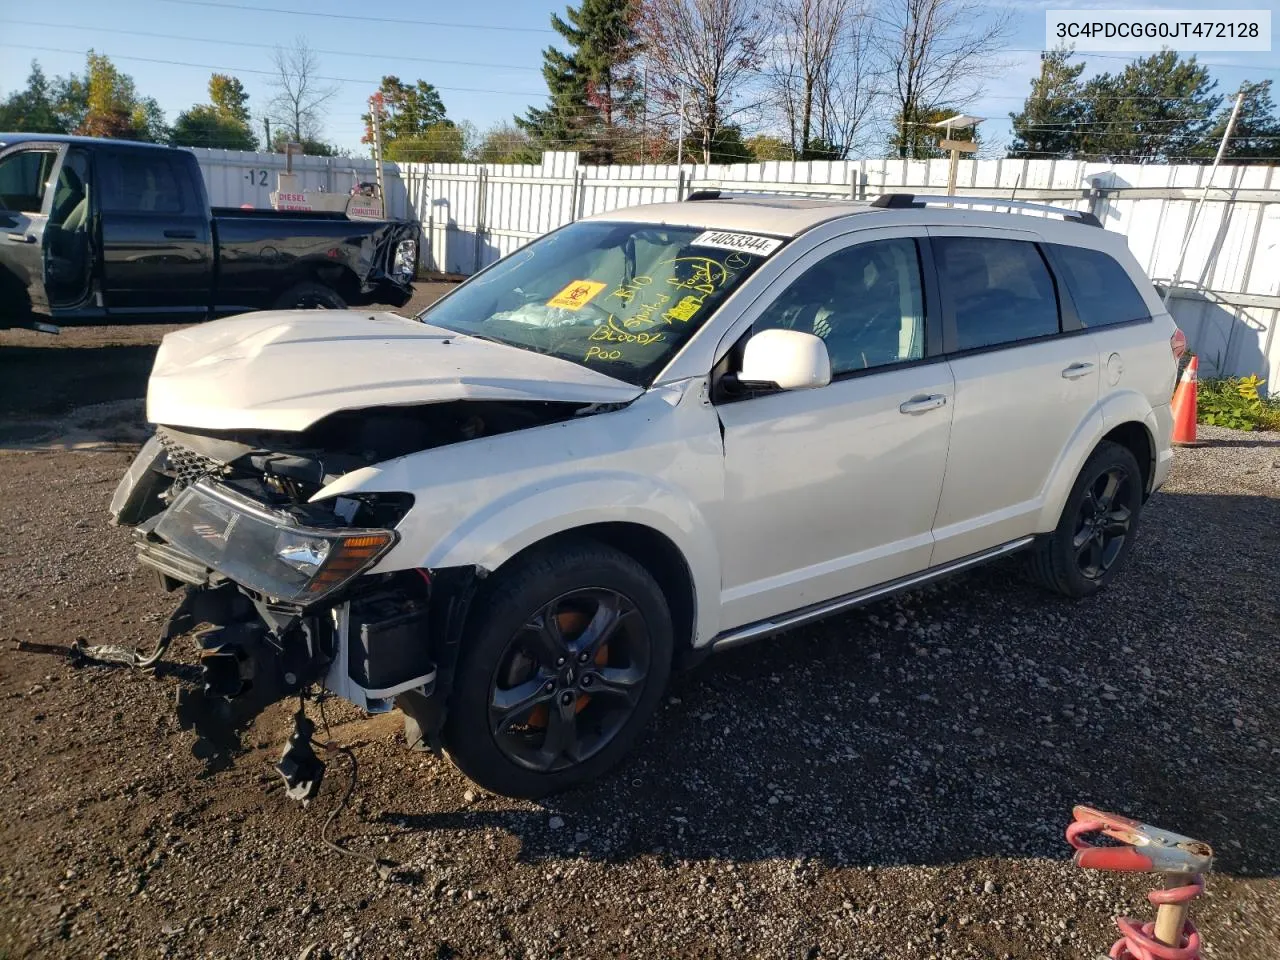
935;237;1060;351
0;149;57;214
421;220;776;385
1048;243;1151;328
99;152;185;214
753;237;926;375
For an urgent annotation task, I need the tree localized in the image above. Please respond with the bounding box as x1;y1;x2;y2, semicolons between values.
517;0;642;163
70;51;166;142
171;73;258;150
745;133;792;159
637;0;770;165
1007;48;1086;160
1199;80;1280;162
209;74;251;126
0;61;66;133
887;104;978;159
876;0;1009;159
1079;51;1220;162
268;37;337;143
362;76;453;160
269;130;339;156
475;122;542;163
767;0;877;160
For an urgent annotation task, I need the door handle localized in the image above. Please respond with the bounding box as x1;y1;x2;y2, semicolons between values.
163;229;197;239
899;394;948;414
6;233;35;244
1061;362;1096;380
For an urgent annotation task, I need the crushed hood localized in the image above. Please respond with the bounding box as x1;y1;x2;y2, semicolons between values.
146;310;643;431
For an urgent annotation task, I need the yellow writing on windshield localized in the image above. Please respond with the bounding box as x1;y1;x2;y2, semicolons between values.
548;280;608;310
663;294;704;324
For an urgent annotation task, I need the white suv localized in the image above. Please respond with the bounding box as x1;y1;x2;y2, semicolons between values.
112;193;1181;798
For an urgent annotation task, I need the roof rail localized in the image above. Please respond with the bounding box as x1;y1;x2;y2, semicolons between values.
871;192;1102;227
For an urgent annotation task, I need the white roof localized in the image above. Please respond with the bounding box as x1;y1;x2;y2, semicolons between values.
584;194;1110;245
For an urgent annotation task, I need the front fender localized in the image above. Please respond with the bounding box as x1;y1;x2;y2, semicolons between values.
1034;388;1159;532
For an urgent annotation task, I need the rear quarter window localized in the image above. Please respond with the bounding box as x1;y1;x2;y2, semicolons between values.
1049;243;1151;328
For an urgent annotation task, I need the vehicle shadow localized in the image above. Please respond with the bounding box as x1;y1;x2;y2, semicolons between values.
382;490;1280;878
0;343;159;420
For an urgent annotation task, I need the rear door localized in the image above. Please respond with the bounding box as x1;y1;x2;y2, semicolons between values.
98;147;213;318
928;228;1102;566
0;143;60;318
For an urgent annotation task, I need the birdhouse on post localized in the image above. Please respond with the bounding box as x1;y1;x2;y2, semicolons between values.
932;114;982;196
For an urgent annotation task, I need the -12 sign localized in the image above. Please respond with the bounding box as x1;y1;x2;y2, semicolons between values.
244;169;269;187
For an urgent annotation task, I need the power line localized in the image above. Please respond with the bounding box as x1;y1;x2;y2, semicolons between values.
3;20;544;73
156;0;556;33
1003;47;1280;75
0;44;543;97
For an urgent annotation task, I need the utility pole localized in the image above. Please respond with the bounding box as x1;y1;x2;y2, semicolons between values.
371;100;386;210
641;64;648;161
1165;86;1246;305
675;87;685;170
263;117;271;151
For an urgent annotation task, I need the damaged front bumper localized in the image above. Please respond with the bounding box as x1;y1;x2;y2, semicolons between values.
110;437;464;755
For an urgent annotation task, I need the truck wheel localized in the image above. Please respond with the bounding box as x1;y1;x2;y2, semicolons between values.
443;540;673;799
1027;441;1144;599
272;281;346;310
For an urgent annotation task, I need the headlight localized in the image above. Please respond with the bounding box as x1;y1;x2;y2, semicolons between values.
393;239;416;281
155;482;397;605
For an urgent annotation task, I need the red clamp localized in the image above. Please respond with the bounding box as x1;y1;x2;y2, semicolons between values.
1066;806;1213;960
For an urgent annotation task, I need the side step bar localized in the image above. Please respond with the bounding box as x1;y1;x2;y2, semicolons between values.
711;537;1035;651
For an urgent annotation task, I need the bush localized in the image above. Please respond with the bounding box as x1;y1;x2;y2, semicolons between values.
1197;375;1280;431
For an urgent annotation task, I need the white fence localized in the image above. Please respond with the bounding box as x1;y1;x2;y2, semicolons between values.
190;147;1280;391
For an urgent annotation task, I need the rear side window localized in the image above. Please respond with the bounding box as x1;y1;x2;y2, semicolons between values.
99;151;187;214
934;237;1059;351
1049;243;1150;328
0;149;56;213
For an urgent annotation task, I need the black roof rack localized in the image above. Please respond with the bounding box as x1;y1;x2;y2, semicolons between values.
871;192;1102;227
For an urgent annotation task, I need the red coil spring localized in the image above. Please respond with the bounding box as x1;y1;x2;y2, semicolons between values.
1067;818;1204;960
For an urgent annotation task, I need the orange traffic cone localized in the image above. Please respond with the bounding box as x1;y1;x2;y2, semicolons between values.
1171;355;1200;446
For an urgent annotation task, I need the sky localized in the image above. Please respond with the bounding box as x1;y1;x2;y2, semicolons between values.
2;0;1279;157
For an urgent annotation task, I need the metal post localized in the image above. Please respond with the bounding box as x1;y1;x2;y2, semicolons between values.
676;88;685;170
1165;87;1245;305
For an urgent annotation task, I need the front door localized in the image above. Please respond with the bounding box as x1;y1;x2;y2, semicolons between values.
927;229;1102;565
715;231;954;631
0;144;60;319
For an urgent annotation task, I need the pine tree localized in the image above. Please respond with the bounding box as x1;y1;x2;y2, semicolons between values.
1007;49;1086;160
1196;80;1280;162
1081;51;1220;162
0;61;65;133
516;0;640;163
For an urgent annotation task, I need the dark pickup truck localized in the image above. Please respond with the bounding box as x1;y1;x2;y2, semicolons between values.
0;133;418;328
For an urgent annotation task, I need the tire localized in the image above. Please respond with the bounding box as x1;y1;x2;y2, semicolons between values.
1028;440;1144;599
443;540;674;799
271;281;346;310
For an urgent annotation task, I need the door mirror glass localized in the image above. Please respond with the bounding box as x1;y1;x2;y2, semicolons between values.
740;328;832;391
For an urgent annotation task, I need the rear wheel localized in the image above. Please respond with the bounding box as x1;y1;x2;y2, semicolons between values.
272;281;346;310
1028;441;1143;598
443;541;673;798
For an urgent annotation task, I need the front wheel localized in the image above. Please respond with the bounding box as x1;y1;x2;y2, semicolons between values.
443;541;673;798
1028;440;1144;598
272;280;346;310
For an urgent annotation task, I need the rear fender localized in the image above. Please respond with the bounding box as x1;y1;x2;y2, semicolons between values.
1035;389;1158;532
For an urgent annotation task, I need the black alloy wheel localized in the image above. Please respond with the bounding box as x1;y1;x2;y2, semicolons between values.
1072;465;1133;581
442;540;673;798
489;588;651;773
1027;440;1144;599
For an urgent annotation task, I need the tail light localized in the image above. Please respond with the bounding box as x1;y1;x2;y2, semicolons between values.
1170;327;1187;361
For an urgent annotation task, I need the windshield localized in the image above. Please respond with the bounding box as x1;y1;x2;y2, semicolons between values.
418;220;779;386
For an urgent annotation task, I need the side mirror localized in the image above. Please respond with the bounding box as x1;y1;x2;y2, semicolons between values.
739;328;832;391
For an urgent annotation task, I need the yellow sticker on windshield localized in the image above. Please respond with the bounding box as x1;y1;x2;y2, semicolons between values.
547;280;608;311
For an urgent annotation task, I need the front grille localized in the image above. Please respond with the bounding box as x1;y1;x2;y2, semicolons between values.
158;432;226;489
